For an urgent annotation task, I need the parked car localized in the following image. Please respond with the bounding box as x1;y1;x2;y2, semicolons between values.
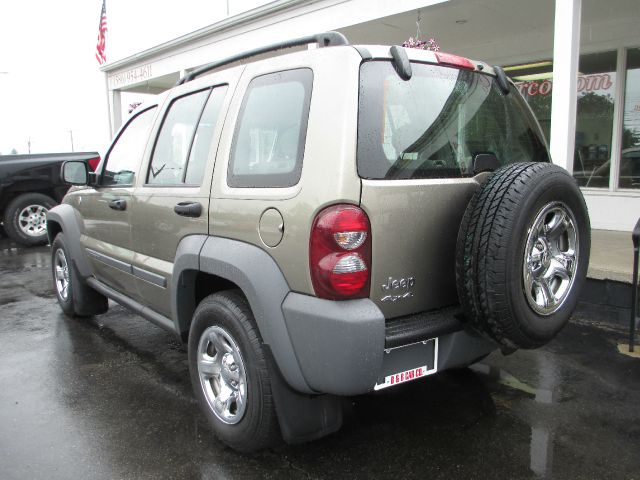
0;152;100;245
573;146;640;188
47;32;590;452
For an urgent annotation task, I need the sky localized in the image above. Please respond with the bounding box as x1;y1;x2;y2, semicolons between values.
0;0;271;155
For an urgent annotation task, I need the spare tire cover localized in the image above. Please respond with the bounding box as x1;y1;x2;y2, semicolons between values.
456;162;590;349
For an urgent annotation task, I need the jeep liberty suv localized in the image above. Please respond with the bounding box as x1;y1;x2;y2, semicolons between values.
48;32;590;452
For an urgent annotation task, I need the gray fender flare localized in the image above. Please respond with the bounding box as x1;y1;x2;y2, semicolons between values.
46;204;94;278
172;235;313;394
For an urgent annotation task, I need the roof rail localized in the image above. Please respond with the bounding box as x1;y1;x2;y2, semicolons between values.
176;31;349;86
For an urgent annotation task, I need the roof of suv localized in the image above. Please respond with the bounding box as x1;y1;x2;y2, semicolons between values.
173;31;500;88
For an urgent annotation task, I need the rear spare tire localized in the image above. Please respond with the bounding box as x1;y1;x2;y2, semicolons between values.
456;162;590;349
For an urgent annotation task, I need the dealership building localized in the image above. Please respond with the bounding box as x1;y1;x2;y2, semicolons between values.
101;0;640;231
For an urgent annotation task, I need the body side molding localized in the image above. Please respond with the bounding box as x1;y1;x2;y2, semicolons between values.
86;277;177;334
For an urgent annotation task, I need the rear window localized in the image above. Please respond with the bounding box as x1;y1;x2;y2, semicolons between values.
357;62;549;180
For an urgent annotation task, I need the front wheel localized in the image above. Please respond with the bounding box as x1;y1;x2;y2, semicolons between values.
51;233;108;317
188;290;279;452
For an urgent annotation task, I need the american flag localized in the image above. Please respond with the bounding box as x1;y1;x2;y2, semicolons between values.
95;0;107;65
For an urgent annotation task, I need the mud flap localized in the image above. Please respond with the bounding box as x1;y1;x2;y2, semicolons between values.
263;345;343;444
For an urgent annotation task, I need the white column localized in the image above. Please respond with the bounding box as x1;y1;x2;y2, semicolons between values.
111;89;122;134
550;0;582;174
103;73;113;141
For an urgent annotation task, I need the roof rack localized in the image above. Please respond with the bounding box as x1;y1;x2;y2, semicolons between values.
176;31;349;86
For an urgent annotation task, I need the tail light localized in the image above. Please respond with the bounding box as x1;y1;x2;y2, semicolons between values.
87;156;101;171
435;52;475;71
309;204;371;300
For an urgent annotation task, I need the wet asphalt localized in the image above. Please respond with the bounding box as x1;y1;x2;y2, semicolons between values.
0;237;639;480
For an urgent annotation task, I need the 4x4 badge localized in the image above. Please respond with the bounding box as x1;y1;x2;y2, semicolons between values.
381;276;415;302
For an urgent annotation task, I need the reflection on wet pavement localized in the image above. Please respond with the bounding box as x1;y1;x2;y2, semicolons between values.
0;237;639;479
471;356;561;477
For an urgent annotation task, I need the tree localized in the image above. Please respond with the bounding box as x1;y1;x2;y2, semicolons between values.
622;127;640;149
576;92;614;118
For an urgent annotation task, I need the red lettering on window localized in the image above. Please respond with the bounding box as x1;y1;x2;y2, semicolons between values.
514;82;526;95
539;80;552;95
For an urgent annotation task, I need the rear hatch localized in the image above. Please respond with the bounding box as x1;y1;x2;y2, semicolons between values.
357;54;549;318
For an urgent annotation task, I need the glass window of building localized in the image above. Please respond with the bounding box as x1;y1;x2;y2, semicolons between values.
506;51;618;188
505;60;554;143
621;48;640;189
573;51;617;188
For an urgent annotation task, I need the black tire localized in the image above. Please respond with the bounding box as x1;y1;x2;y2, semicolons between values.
456;162;590;349
4;193;57;246
188;290;279;452
51;233;108;317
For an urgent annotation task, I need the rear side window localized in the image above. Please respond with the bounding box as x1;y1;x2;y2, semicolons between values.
102;106;157;187
357;62;549;180
148;86;228;186
228;68;313;188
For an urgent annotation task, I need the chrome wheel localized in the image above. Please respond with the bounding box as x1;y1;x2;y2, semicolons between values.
523;202;579;316
197;326;247;425
17;204;48;237
54;248;70;301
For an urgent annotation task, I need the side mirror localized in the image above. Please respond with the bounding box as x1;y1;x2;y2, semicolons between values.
62;160;89;185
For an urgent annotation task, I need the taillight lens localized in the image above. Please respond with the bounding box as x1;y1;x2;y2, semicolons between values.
435;52;475;71
310;204;371;300
87;156;101;171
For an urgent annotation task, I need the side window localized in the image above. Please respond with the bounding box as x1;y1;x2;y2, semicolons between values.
228;68;313;188
185;86;228;185
147;89;210;185
102;107;156;187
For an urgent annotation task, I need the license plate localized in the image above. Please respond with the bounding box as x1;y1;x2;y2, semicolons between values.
374;338;438;390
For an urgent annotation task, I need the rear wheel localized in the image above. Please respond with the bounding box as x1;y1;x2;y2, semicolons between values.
188;290;279;452
4;193;56;246
456;162;590;349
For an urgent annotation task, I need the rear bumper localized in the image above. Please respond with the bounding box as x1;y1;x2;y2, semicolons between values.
281;292;498;395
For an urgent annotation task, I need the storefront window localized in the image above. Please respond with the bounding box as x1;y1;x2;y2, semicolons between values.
506;61;553;142
574;51;617;188
506;51;618;188
620;48;640;189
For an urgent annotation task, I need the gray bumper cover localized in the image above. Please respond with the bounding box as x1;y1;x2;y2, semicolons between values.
282;293;497;396
282;292;386;395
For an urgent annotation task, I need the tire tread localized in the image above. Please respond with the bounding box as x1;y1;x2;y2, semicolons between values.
189;290;279;452
5;192;56;246
456;162;587;349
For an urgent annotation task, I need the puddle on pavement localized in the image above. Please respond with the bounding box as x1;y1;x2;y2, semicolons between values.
470;360;563;478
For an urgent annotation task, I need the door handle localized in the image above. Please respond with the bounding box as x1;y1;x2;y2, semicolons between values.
108;199;127;211
174;201;202;218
